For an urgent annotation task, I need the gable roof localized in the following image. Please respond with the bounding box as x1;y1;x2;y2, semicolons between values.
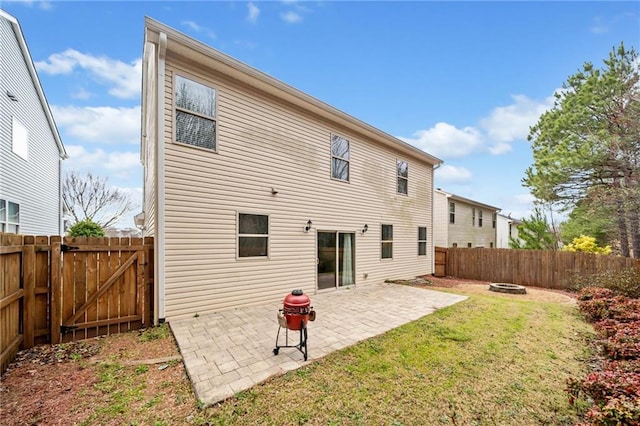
435;188;501;212
1;9;67;159
144;17;442;167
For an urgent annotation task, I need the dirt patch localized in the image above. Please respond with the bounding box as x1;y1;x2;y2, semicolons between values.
0;326;193;426
415;276;577;304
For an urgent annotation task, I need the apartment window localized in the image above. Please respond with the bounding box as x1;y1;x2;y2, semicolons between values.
467;242;472;248
238;213;269;257
0;200;20;234
397;160;408;195
472;208;476;226
449;202;455;224
479;210;483;227
418;226;427;256
175;75;217;150
509;224;513;238
490;242;494;248
12;117;28;160
493;213;497;229
452;243;458;248
381;224;393;259
331;134;350;181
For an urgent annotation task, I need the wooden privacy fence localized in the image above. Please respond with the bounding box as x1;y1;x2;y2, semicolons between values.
442;247;640;289
0;234;154;374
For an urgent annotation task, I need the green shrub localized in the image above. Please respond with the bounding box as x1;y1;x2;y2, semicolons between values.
67;219;106;237
568;269;640;299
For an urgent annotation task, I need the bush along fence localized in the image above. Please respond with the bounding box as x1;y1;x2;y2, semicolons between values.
567;287;640;425
440;247;640;289
0;233;154;374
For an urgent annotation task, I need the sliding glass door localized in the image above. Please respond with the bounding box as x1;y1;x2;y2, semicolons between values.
317;231;355;290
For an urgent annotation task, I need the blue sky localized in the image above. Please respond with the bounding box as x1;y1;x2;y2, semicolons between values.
4;1;639;227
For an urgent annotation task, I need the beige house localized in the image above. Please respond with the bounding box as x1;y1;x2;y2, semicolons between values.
496;213;523;248
434;189;500;249
140;18;442;322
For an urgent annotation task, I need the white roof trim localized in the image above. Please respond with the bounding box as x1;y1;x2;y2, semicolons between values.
1;9;67;159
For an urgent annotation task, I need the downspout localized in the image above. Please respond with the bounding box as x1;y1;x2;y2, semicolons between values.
431;163;441;274
156;32;167;323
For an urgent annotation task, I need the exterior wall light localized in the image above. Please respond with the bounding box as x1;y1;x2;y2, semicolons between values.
361;224;368;234
304;220;313;233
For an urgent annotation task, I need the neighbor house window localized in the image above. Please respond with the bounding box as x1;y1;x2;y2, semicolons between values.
472;208;476;226
418;226;427;256
452;243;458;248
238;213;269;257
381;224;393;259
331;134;350;181
397;160;408;195
175;75;216;150
449;202;455;224
479;210;483;227
493;213;497;229
0;200;20;234
467;242;472;248
490;242;494;248
12;117;28;160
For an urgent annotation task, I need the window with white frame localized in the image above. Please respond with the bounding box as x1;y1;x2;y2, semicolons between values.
418;226;427;256
12;117;28;160
397;160;408;195
493;213;497;229
449;202;455;224
472;208;476;226
331;134;350;181
238;213;269;257
479;210;483;227
175;75;217;150
381;224;393;259
0;200;20;234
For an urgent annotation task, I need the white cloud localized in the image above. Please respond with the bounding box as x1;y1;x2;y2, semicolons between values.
399;122;483;159
435;164;472;184
64;145;141;180
71;88;92;100
52;105;140;145
8;0;52;9
281;11;302;23
35;49;141;99
181;20;216;39
247;2;260;23
480;94;552;145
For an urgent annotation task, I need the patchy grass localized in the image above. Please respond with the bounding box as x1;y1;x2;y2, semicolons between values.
196;293;594;425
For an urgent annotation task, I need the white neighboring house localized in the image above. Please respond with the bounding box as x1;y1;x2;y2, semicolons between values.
140;18;442;322
434;189;501;248
0;10;67;235
496;214;523;248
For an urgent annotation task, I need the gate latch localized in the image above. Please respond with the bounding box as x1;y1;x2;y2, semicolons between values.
60;325;78;334
61;244;80;252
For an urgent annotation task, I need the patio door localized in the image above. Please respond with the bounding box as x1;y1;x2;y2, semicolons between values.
317;232;355;290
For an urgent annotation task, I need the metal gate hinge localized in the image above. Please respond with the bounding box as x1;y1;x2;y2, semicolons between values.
60;325;78;334
61;244;80;252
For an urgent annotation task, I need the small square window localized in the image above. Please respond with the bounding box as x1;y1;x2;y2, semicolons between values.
1;200;20;234
238;213;269;257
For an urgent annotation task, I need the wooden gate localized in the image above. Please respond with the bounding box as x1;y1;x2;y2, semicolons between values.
0;234;154;373
434;247;447;277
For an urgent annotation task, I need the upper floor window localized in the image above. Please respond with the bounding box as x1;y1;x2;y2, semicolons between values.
493;213;497;229
175;75;217;151
478;210;483;227
238;213;269;258
397;160;408;195
12;117;28;160
472;208;476;226
449;202;455;224
0;199;20;234
331;134;350;181
418;226;427;256
381;224;393;259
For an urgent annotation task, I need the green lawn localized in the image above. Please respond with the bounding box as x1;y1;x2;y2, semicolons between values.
198;292;594;425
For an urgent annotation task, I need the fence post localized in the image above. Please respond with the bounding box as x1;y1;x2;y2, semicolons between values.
22;236;35;349
143;237;153;327
50;236;62;344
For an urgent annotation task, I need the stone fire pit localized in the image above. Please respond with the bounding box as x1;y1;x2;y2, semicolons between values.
489;283;527;294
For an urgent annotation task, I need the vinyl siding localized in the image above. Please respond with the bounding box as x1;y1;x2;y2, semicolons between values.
160;59;434;320
448;201;496;248
0;16;61;235
141;41;157;237
433;190;448;247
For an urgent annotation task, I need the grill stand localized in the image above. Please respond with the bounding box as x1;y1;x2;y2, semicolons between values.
273;311;308;361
